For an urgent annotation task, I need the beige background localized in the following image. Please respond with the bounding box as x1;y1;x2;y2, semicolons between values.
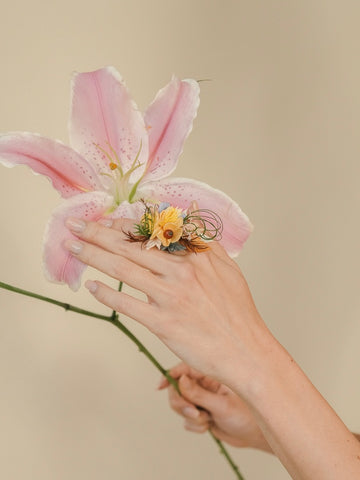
1;1;360;478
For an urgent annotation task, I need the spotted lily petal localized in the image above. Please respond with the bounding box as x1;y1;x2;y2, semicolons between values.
69;67;149;183
139;178;253;257
109;200;146;221
142;77;200;182
0;133;102;198
43;191;114;291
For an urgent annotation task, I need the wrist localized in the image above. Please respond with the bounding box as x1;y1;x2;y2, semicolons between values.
219;318;283;402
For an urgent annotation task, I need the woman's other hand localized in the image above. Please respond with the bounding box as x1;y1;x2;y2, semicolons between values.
158;363;272;453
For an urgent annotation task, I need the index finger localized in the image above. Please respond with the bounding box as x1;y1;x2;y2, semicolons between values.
66;217;180;275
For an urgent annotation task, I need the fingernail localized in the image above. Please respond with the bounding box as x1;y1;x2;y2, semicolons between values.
183;407;200;419
66;217;86;233
85;280;98;293
64;239;83;254
98;218;113;228
156;376;168;390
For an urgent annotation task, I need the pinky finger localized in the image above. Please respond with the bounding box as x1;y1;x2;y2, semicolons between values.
85;280;154;328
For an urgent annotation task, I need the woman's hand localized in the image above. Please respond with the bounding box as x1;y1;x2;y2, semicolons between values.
64;216;272;392
158;363;272;452
64;216;360;479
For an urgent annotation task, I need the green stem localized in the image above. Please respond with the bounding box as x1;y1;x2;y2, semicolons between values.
109;316;179;392
109;309;180;392
0;280;244;479
0;281;110;321
209;431;244;479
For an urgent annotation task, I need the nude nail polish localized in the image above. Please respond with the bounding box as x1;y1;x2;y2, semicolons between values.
65;240;83;254
66;217;86;233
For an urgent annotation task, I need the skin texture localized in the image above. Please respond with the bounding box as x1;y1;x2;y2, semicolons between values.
64;217;360;480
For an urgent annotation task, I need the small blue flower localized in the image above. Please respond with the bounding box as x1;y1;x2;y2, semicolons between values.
158;202;171;213
166;242;186;253
160;242;186;252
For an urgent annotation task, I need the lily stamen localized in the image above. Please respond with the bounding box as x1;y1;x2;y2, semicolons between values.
105;141;124;176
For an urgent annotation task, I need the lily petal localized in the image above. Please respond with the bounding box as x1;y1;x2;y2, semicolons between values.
109;200;146;221
43;191;114;291
69;67;148;182
0;133;102;198
139;178;253;257
143;77;200;182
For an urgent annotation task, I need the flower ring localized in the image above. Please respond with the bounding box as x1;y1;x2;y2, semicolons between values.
126;200;223;253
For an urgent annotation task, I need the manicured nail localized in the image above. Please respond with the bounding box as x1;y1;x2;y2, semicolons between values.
64;239;83;254
156;376;168;390
183;407;200;419
66;217;86;233
85;280;98;293
98;218;113;228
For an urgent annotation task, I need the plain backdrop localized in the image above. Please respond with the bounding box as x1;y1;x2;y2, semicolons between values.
1;1;360;479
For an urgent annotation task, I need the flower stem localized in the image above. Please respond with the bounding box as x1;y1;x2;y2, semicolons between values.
209;431;244;479
0;280;245;479
0;281;110;321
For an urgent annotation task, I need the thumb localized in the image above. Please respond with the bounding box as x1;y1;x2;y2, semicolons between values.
179;375;224;414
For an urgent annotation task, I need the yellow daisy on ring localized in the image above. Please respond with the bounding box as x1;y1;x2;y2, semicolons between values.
150;206;184;247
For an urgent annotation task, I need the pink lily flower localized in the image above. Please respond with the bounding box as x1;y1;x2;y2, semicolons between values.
0;67;253;291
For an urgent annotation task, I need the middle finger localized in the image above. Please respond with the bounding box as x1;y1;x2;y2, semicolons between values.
64;238;163;299
66;217;180;275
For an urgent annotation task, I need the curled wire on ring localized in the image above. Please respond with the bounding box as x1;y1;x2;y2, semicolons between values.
183;209;223;241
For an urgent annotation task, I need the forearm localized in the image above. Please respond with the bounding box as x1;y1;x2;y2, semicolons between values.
227;331;360;479
253;432;360;457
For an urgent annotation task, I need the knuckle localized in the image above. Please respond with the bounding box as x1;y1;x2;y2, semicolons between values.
113;217;129;232
187;389;200;404
176;262;196;282
115;292;130;313
109;259;125;280
112;218;125;229
85;221;103;242
113;234;127;254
